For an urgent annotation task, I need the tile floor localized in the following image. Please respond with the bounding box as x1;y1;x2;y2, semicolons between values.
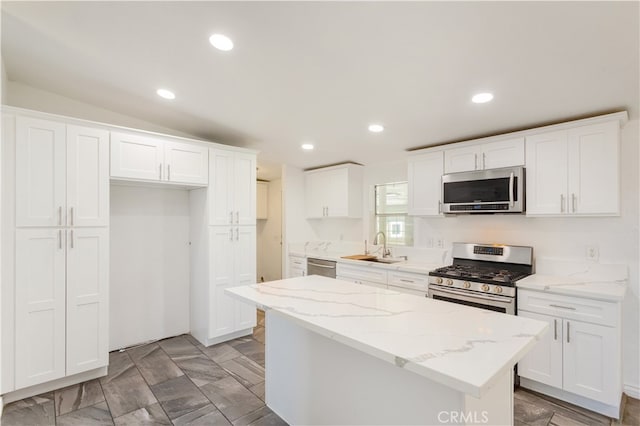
2;310;638;425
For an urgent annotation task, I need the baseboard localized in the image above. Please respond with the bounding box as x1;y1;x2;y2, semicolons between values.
520;377;621;419
204;328;253;347
624;383;640;399
1;366;107;406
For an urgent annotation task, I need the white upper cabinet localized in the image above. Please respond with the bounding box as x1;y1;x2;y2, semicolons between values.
408;151;444;216
526;121;620;216
16;118;109;227
111;132;208;186
444;137;524;173
305;164;363;218
209;149;256;226
66;125;110;227
164;141;208;185
15;117;66;227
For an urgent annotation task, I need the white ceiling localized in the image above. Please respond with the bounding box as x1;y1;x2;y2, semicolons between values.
2;1;638;180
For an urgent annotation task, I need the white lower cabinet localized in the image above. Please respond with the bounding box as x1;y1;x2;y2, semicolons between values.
207;225;257;342
15;227;108;389
517;289;622;415
288;255;306;278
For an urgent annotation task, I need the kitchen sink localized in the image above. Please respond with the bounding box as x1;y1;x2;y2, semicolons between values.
363;257;403;264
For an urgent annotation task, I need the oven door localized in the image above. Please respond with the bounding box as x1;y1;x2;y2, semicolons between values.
428;285;515;315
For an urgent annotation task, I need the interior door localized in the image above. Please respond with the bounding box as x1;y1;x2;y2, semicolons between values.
15;228;66;389
66;228;109;375
15;116;66;227
66;125;109;227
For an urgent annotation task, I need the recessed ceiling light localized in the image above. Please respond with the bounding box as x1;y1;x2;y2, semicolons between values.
472;92;494;104
368;124;384;133
156;89;175;100
209;34;234;51
301;143;314;151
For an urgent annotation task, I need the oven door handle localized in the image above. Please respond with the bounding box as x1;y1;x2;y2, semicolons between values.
429;286;513;304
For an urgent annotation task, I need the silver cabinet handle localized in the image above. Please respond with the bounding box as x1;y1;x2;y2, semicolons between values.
508;172;515;207
70;229;74;249
59;229;62;249
58;206;63;226
474;153;478;170
566;321;570;343
560;194;565;213
168;164;171;181
550;304;576;310
159;164;162;180
70;206;74;226
400;279;415;283
438;200;442;214
229;212;234;224
235;227;239;241
229;228;233;241
482;152;486;170
236;211;239;224
302;270;306;276
572;193;577;213
553;319;558;340
325;206;329;216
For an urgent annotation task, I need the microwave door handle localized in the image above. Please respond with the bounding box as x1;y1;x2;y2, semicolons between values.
509;172;515;207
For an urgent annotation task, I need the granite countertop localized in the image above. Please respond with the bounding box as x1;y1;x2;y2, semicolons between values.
227;275;547;397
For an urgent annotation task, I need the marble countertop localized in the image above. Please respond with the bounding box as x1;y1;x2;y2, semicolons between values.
227;276;548;397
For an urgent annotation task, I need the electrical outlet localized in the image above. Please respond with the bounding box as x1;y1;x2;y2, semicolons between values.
585;245;599;262
436;238;444;249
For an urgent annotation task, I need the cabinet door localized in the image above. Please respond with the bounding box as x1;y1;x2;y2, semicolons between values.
525;131;568;215
305;171;326;218
165;141;208;185
563;320;619;405
66;125;109;227
209;149;235;226
209;226;235;338
444;144;480;173
233;153;257;225
235;226;257;330
516;311;563;388
110;132;163;181
324;167;350;217
408;151;444;216
66;228;109;375
482;137;525;169
15;229;66;389
15;117;66;227
567;122;619;215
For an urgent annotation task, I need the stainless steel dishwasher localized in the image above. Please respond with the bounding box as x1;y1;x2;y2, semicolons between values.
306;258;337;278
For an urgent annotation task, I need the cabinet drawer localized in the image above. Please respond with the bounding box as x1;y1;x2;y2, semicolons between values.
518;289;618;327
289;257;306;268
336;264;388;284
388;271;429;293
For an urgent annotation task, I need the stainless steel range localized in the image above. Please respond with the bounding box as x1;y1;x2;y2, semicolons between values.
428;243;533;315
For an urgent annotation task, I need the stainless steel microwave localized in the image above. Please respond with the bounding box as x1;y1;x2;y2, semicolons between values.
441;166;525;214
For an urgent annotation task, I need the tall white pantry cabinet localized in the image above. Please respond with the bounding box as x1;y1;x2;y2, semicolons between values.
2;112;110;398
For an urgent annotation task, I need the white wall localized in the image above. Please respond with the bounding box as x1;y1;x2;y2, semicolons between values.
109;185;191;350
3;81;200;139
257;179;283;282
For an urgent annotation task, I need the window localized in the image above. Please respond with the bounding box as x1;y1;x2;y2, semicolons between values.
374;182;413;246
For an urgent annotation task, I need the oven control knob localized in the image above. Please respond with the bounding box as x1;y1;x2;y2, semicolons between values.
481;284;490;292
435;277;443;284
495;286;503;294
446;279;453;286
463;281;471;289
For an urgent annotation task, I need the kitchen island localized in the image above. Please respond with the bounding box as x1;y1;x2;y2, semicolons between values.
227;276;547;425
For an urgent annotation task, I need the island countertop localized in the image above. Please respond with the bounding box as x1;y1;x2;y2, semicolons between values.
227;275;547;398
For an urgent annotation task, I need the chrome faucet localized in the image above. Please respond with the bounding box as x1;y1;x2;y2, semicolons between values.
373;232;391;258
